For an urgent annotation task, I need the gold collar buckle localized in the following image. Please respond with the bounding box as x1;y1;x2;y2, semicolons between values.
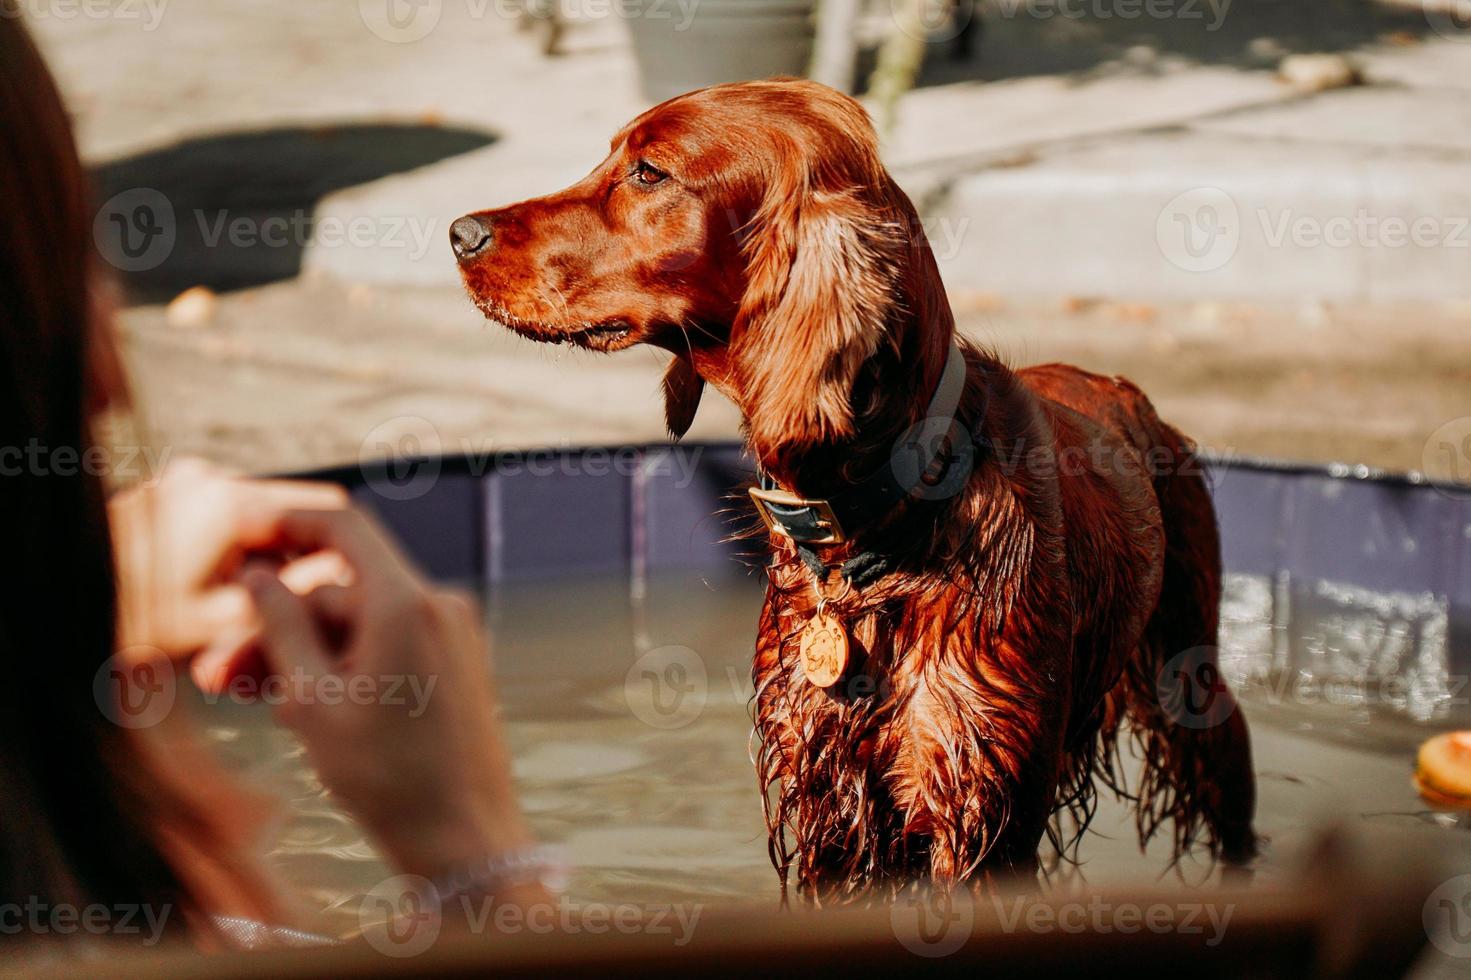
747;487;848;545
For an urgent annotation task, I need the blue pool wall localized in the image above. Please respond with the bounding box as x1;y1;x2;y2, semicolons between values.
304;443;1471;676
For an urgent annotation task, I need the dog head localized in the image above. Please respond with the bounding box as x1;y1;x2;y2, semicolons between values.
452;79;947;457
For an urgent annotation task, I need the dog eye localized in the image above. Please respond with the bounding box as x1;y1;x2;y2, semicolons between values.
633;161;668;186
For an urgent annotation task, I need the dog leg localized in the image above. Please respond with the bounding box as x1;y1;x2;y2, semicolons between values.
1111;441;1259;866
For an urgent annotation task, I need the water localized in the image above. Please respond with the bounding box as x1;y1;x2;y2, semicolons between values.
200;569;1471;937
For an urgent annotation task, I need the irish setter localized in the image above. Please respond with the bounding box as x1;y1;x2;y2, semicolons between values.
451;78;1257;901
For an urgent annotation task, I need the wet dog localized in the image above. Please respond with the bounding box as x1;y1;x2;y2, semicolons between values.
451;78;1257;901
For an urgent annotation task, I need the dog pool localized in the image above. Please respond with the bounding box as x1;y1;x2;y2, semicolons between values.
198;569;1471;938
198;446;1471;947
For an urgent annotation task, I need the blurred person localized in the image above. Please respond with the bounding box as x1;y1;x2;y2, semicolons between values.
0;8;541;953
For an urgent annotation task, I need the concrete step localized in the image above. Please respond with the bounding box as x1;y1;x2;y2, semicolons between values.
51;0;1468;303
301;55;1471;302
300;60;1303;290
931;127;1471;302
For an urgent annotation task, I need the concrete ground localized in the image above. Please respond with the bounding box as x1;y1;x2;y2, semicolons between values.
119;278;1471;480
33;0;1471;300
22;0;1471;478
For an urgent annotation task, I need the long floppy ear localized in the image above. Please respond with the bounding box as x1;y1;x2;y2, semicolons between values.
661;353;705;439
731;177;900;458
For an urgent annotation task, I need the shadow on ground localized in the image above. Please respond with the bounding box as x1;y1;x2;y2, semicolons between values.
91;123;497;303
854;0;1436;91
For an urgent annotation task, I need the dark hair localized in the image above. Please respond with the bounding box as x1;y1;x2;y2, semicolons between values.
0;8;197;939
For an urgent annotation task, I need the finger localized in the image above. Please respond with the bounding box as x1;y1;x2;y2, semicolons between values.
234;481;353;546
303;584;359;625
194;583;254;630
149;584;258;657
177;544;347;644
428;588;496;674
176;554;349;660
239;478;351;513
240;563;332;681
164;456;236;481
279;549;353;593
190;626;264;696
258;508;418;589
431;589;483;649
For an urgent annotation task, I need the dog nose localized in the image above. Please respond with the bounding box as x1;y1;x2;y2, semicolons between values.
450;215;491;260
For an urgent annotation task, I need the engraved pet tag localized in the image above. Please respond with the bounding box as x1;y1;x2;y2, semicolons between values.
799;608;849;688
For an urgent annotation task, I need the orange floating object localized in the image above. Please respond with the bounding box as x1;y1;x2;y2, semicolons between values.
1415;731;1471;808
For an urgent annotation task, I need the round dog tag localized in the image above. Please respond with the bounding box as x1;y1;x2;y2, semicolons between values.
799;609;849;688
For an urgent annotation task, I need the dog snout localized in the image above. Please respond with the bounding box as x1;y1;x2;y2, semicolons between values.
450;214;492;261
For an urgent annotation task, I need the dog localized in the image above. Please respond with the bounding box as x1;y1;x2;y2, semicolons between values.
451;78;1258;902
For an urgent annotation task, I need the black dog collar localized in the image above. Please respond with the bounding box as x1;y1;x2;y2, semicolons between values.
748;342;971;547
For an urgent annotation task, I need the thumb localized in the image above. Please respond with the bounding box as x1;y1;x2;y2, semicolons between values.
239;564;332;683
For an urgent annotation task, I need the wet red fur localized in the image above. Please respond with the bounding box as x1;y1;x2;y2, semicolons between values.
454;78;1258;901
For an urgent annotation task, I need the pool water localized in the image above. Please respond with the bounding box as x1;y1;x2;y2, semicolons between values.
200;569;1471;937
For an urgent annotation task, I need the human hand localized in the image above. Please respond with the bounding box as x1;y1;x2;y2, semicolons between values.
238;507;533;883
108;457;350;681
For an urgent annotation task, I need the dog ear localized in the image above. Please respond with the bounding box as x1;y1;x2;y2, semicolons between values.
731;179;899;458
661;354;705;440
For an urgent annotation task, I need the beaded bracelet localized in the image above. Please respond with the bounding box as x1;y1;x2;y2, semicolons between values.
430;845;570;903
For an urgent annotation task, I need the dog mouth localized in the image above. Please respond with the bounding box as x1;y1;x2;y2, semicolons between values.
564;321;635;352
475;300;637;352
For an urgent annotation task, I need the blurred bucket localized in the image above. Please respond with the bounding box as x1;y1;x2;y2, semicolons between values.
625;0;817;103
